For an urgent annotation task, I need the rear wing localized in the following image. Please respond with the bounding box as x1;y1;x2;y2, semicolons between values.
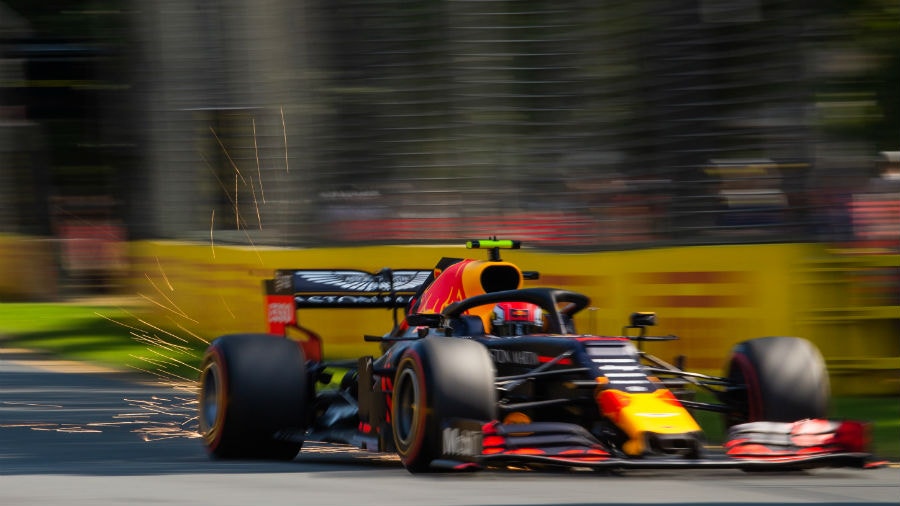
263;268;433;334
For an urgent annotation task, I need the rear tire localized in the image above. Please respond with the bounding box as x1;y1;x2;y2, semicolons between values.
199;333;310;460
725;336;829;426
391;338;496;473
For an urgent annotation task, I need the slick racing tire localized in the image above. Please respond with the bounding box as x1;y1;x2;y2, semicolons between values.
391;338;497;473
199;333;310;460
725;336;829;426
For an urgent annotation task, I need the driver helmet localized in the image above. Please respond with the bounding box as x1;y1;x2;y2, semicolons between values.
491;302;544;336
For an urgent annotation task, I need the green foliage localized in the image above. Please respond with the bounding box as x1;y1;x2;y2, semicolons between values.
817;0;900;150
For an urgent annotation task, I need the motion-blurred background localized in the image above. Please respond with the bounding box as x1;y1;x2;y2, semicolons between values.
0;1;897;394
2;0;898;248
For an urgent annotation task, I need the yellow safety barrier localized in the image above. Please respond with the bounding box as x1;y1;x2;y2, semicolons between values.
794;249;900;395
0;234;58;301
123;240;898;395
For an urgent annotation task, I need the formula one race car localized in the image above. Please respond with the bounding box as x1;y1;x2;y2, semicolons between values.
198;240;876;472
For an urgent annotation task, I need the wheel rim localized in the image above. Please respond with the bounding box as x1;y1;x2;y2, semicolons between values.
394;366;420;449
199;361;222;437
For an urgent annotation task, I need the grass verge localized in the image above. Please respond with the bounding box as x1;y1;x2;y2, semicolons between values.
692;393;900;459
0;301;203;383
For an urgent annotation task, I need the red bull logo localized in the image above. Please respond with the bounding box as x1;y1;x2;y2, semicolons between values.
413;259;523;327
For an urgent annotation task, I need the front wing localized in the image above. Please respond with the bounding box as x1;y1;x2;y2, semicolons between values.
435;419;882;471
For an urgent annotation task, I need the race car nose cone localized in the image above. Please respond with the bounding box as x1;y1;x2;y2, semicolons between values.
645;431;705;458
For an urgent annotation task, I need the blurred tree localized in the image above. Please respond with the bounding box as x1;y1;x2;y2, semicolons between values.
818;0;900;151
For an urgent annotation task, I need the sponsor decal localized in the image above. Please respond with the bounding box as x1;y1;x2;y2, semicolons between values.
294;294;414;306
274;271;293;293
489;349;539;366
267;301;295;324
508;307;530;320
266;295;296;330
442;427;482;457
295;270;431;293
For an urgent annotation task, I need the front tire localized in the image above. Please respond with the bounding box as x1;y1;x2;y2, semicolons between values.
199;333;310;460
391;338;496;473
725;336;829;426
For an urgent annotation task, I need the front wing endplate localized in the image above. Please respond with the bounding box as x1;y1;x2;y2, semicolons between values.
440;419;882;470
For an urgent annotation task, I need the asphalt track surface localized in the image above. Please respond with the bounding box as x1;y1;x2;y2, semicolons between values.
1;351;898;506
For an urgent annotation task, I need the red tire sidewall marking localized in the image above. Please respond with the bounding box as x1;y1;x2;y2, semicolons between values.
732;352;763;421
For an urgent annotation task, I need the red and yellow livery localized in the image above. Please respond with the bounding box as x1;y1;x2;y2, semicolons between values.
198;239;880;472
